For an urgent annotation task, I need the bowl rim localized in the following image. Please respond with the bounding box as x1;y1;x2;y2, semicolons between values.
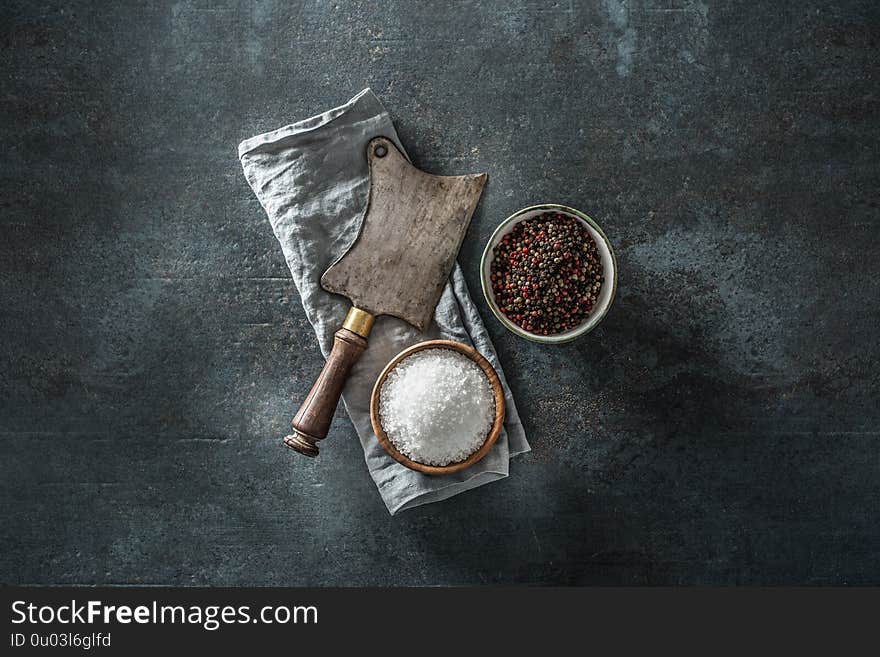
480;203;618;344
369;340;506;476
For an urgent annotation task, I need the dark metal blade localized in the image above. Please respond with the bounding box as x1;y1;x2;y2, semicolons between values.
321;137;486;331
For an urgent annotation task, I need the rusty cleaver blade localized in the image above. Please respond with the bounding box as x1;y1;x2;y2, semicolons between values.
284;136;487;458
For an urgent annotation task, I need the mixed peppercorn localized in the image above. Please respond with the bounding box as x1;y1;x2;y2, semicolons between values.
490;211;604;336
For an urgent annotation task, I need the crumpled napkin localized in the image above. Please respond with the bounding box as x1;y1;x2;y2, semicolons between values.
238;89;530;514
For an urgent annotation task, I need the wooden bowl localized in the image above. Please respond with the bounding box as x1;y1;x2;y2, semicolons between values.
370;340;506;475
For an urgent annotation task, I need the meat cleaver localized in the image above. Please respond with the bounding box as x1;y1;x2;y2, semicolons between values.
284;136;487;457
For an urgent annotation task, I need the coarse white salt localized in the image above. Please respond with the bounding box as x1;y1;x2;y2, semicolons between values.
378;348;495;467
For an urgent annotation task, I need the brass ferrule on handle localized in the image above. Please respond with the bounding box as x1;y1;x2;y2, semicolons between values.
341;306;375;338
283;306;375;457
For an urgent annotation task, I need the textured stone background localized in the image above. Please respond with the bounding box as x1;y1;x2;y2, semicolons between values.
1;0;878;585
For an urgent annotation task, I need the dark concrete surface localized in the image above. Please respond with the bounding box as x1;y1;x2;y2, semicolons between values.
2;0;878;585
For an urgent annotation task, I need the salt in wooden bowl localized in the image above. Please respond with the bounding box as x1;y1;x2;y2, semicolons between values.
370;340;506;476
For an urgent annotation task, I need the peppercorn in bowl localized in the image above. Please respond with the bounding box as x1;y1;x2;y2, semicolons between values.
480;204;617;343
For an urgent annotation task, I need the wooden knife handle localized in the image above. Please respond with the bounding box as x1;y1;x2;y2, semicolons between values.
284;307;374;457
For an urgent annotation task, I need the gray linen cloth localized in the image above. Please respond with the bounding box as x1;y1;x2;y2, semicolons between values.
238;89;529;514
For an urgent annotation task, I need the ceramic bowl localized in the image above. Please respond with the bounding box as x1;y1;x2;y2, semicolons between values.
480;204;617;343
370;340;505;476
